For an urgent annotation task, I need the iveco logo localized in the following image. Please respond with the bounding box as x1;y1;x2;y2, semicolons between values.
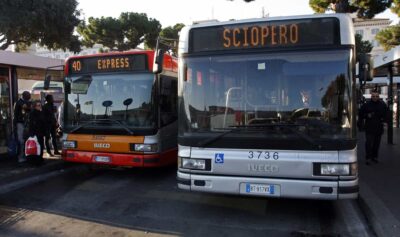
94;143;111;149
248;164;279;173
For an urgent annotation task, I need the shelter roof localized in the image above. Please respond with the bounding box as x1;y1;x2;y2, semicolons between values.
0;50;63;69
374;46;400;77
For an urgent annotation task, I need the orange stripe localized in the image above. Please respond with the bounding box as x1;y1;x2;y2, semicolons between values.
66;134;144;153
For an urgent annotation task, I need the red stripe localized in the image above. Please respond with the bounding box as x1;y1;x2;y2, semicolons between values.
62;148;177;168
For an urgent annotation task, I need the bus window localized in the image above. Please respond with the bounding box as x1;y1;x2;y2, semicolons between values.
160;76;178;126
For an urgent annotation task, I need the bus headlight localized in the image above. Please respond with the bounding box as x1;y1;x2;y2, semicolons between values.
63;140;77;149
320;164;352;176
321;164;349;175
134;144;158;152
181;158;206;170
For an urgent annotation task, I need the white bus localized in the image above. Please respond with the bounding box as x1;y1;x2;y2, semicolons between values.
177;14;360;200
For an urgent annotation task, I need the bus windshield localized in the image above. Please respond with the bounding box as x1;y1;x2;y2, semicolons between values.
181;50;354;141
65;72;156;131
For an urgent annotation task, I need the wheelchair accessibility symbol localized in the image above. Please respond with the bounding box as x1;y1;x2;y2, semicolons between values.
215;153;224;164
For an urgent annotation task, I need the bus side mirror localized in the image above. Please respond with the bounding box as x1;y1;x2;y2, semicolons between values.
153;49;164;74
358;53;374;82
44;75;51;90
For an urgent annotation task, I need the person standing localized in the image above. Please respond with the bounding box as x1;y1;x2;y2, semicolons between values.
358;90;389;165
42;95;60;156
27;100;46;164
13;91;31;163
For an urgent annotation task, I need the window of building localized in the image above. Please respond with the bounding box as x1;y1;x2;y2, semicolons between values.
370;40;380;47
371;28;379;35
355;30;364;37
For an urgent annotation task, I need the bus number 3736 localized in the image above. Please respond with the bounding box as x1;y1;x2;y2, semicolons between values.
248;151;279;160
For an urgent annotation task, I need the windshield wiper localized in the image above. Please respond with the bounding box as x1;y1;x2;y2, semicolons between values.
197;127;243;147
229;124;300;128
69;120;98;134
197;122;322;148
230;123;320;148
69;119;134;135
283;125;320;148
96;119;134;135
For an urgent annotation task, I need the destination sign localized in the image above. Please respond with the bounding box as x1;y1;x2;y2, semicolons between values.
189;18;340;53
68;54;148;75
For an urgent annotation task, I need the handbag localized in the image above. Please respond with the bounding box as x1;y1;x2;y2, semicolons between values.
25;135;41;156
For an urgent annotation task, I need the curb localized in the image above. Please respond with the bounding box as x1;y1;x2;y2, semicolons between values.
358;181;400;237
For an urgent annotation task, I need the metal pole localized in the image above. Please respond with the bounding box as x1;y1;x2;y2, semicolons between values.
397;88;400;128
387;65;394;144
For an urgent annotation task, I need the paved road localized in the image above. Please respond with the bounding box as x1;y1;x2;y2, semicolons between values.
0;166;374;237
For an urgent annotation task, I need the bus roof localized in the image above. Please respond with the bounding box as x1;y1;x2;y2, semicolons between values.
179;13;354;55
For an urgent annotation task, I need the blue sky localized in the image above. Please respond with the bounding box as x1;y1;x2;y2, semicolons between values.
78;0;398;27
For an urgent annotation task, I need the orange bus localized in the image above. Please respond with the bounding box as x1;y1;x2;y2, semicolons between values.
61;51;178;167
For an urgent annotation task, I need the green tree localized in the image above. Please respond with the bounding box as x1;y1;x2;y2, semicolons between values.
78;17;123;50
143;18;163;49
0;0;81;51
78;12;161;51
376;25;400;50
309;1;400;51
158;23;185;55
160;23;185;39
373;0;400;51
355;34;373;59
391;0;400;15
309;0;392;18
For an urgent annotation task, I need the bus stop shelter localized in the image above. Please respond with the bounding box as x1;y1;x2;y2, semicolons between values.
373;45;400;144
0;50;63;156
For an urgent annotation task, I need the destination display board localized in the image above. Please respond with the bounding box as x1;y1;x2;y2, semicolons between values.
189;18;340;53
68;54;148;75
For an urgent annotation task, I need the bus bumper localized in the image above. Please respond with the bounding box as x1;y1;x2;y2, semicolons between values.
63;149;176;167
177;171;358;200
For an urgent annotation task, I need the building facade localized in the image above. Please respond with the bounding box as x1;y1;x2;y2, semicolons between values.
353;17;392;57
31;44;104;60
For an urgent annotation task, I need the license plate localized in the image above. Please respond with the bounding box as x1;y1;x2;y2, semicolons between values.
245;183;275;195
94;156;111;163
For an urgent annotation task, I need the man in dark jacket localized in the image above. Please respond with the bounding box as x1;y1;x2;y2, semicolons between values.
42;94;60;156
358;90;389;165
13;91;31;163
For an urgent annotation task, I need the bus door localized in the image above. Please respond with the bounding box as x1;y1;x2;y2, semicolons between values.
0;67;11;155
